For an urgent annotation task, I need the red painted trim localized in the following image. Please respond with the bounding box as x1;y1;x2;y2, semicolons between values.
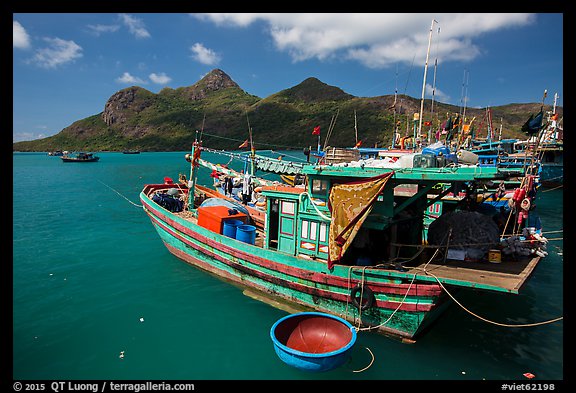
144;211;437;313
143;194;441;298
162;237;433;312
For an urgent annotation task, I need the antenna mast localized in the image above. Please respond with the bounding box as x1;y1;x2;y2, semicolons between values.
418;19;438;141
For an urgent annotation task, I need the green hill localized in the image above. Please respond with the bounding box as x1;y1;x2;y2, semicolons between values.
12;68;562;152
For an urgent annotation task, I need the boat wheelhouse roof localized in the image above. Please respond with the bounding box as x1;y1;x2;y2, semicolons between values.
301;162;510;181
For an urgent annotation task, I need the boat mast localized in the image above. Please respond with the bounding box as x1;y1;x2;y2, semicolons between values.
354;109;358;147
550;92;559;142
246;111;255;176
459;69;469;144
391;64;399;148
418;19;438;142
429;25;440;144
187;130;200;209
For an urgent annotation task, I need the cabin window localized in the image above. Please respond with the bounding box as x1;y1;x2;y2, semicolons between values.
281;200;295;215
298;219;329;258
310;222;318;241
319;223;327;242
311;179;329;195
301;220;309;239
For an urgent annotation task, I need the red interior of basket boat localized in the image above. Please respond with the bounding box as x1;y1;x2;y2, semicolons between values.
274;315;352;354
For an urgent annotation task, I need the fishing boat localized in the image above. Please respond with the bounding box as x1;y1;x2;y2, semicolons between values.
512;92;563;188
140;138;548;342
527;94;563;187
122;150;141;154
60;152;100;162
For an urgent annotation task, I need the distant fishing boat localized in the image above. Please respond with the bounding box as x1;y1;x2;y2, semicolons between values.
60;152;100;162
140;133;549;342
122;150;140;154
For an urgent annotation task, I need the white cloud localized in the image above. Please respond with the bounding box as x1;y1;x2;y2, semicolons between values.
30;37;83;68
13;21;31;49
190;43;221;65
425;83;451;104
149;72;172;84
116;72;148;84
191;13;535;68
13;131;46;143
119;14;151;39
86;24;120;36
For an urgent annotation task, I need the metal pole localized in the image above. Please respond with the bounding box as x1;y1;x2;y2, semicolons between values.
418;19;438;141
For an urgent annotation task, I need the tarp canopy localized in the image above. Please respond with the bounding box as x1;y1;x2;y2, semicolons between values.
521;107;544;136
327;172;394;269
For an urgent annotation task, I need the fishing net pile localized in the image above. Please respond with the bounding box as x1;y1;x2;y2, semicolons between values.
427;210;500;260
500;227;549;258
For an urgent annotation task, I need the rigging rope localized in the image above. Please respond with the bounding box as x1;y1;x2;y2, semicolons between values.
98;180;143;208
420;268;564;328
200;131;307;150
345;227;562;334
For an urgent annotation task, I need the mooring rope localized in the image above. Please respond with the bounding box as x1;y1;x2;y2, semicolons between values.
542;184;563;192
352;347;375;373
419;268;564;328
348;224;562;335
98;180;143;208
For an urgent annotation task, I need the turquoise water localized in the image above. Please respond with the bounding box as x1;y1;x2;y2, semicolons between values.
12;152;564;381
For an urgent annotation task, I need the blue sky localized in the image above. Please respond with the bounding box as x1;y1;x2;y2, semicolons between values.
13;13;563;143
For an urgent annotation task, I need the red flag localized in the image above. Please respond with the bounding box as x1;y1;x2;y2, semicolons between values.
551;113;559;121
238;139;249;149
424;121;432;127
312;126;321;135
354;140;362;148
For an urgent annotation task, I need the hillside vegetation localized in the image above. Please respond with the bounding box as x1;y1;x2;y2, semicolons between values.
13;69;562;152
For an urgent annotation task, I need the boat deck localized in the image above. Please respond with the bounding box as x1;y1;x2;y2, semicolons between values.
148;183;542;295
406;255;541;294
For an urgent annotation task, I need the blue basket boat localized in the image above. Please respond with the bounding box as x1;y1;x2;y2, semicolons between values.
270;312;357;372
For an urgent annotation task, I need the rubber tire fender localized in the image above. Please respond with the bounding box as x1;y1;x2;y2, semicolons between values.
350;284;374;311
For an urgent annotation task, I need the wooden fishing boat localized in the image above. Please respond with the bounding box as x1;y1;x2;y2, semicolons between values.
61;152;99;162
140;141;548;342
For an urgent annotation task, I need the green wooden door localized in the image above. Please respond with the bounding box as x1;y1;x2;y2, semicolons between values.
278;200;297;254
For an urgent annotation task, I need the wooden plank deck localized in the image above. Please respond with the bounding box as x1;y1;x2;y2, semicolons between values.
406;256;541;294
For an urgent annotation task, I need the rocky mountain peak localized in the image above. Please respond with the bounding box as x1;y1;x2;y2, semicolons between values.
181;68;241;100
102;86;153;127
278;77;353;103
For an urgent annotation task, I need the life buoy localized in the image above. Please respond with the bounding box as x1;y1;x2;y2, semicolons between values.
520;197;531;211
350;284;374;311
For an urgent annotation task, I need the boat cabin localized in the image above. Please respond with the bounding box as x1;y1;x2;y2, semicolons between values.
260;165;505;267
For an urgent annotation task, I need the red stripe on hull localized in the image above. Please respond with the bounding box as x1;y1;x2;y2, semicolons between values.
144;204;437;312
142;197;441;298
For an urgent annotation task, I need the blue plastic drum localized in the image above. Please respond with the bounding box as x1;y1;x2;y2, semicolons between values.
222;219;243;238
236;224;256;244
